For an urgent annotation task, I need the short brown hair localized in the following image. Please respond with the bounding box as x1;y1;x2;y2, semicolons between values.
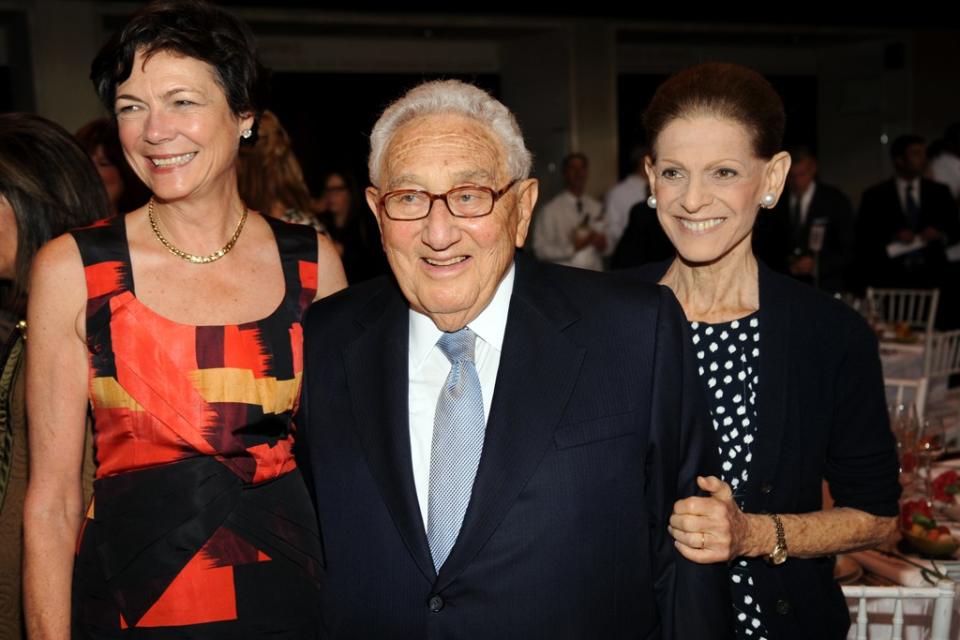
644;62;785;160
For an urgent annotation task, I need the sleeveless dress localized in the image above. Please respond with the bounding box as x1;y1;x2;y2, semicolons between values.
71;215;323;638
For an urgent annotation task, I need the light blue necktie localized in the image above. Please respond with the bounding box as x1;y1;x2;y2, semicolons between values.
427;327;486;571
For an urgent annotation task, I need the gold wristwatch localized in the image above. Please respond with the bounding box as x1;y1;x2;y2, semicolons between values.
766;513;788;565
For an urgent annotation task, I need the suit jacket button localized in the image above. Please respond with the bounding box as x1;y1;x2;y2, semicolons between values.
776;599;790;615
760;482;773;495
428;595;444;612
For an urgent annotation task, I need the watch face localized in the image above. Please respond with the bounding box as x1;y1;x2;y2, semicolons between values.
771;546;788;565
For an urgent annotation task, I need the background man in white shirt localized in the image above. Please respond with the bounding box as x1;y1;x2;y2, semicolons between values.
532;152;608;270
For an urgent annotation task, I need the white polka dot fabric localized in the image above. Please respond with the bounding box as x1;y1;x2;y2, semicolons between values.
691;314;768;639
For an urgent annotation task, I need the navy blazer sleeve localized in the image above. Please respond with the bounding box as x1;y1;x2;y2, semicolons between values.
648;286;734;639
825;312;901;516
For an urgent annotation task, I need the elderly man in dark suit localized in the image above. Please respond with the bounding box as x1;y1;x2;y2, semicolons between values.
295;79;731;639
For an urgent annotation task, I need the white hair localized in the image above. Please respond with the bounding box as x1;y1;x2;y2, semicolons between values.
368;79;533;186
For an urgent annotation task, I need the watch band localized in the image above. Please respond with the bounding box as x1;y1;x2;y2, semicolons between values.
766;513;788;564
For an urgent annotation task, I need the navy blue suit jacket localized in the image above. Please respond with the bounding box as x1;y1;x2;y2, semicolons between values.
296;255;732;639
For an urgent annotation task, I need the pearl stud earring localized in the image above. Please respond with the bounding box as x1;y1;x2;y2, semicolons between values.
646;194;658;208
761;193;775;208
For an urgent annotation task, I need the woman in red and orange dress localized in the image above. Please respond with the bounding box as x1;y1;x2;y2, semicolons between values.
22;1;346;637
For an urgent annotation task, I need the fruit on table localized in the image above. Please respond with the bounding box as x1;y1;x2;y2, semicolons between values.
900;499;960;557
932;470;960;504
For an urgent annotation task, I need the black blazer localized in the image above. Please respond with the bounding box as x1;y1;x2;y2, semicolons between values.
296;254;733;639
630;260;901;640
854;177;960;290
753;181;855;293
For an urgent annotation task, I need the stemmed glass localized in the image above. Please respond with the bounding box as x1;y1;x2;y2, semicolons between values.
917;417;948;504
891;403;921;495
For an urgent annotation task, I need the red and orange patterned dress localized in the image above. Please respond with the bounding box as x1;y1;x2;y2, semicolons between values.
70;215;323;638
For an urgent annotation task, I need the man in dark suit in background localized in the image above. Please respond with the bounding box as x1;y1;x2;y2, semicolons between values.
296;79;731;639
854;134;959;293
753;146;855;293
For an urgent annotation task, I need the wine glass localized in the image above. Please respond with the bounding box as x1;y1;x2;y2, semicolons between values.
918;417;948;504
891;403;921;494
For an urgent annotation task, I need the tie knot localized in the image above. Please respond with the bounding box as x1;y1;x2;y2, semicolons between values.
437;327;476;364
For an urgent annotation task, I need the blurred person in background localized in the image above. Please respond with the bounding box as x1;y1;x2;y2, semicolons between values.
0;112;105;640
75;117;151;216
532;152;607;271
237;109;326;233
317;169;388;283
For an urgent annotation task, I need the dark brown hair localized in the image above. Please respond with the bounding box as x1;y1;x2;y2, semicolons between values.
0;113;107;293
89;0;268;144
644;62;785;160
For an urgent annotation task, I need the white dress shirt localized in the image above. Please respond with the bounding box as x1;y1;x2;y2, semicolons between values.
930;153;960;200
532;191;605;271
789;181;817;228
407;264;514;526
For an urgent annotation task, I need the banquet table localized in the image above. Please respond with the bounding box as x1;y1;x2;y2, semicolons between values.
844;462;960;639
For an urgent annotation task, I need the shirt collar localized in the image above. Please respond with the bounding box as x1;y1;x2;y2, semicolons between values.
800;181;816;208
896;176;920;193
408;263;515;369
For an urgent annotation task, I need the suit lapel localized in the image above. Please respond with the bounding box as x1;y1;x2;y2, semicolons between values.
342;284;436;582
435;257;585;590
751;265;792;511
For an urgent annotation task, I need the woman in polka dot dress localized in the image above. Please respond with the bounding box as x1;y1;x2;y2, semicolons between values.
632;63;901;640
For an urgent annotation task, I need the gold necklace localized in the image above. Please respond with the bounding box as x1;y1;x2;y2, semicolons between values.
148;198;248;264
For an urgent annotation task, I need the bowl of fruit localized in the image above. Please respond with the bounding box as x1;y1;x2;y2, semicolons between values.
900;499;959;558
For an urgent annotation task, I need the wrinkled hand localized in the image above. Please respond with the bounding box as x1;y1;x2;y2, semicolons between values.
668;475;750;563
